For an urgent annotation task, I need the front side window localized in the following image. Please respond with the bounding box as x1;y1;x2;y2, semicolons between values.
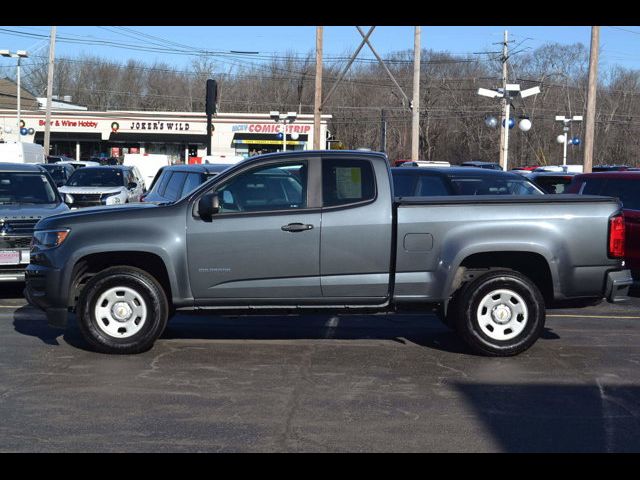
214;162;307;213
322;158;375;207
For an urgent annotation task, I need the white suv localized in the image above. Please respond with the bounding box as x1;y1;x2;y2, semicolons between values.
59;166;145;208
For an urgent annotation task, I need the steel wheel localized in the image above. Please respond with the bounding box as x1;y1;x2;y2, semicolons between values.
476;288;528;341
94;286;148;339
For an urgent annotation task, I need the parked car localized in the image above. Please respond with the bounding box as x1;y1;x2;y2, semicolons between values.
25;150;632;357
391;167;544;197
122;153;170;190
566;171;640;280
460;161;502;170
141;164;233;203
592;165;629;172
511;165;540;172
533;165;583;173
0;142;46;164
0;163;69;282
46;155;76;164
59;165;145;208
38;162;76;187
399;160;451;168
526;171;578;194
56;160;101;169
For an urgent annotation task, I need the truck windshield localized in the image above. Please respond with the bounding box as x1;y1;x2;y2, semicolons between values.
67;168;124;187
0;172;59;204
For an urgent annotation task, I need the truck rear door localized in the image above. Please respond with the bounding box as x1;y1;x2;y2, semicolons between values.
319;155;393;300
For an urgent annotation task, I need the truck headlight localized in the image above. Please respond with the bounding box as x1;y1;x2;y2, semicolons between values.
32;229;71;249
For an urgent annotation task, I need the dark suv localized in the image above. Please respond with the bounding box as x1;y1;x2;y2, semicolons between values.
0;163;69;282
142;164;232;203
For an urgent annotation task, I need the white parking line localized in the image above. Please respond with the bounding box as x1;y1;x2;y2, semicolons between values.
548;314;640;319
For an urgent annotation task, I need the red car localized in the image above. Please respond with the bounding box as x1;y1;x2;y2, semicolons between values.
566;171;640;280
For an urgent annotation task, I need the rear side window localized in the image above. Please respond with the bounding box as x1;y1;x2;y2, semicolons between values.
322;158;375;207
181;173;203;197
163;172;188;201
392;174;416;197
416;175;450;196
599;179;640;210
155;171;173;196
579;178;606;195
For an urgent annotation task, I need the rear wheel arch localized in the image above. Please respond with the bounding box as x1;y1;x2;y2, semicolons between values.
444;251;555;312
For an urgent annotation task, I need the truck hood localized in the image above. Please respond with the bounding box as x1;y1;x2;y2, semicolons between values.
0;202;69;220
58;186;125;195
35;202;159;230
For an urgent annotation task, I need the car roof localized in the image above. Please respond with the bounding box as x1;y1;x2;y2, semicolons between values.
70;165;132;171
528;171;578;177
573;171;640;179
161;164;232;174
0;162;47;172
391;166;525;179
461;161;499;165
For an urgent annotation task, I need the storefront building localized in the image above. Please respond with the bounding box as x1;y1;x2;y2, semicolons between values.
0;110;332;162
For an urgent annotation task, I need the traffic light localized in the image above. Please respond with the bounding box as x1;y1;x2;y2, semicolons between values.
206;79;218;115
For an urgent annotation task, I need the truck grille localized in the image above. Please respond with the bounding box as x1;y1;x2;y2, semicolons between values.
0;237;31;249
0;219;39;236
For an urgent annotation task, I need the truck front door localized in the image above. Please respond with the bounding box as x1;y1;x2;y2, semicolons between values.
186;159;322;304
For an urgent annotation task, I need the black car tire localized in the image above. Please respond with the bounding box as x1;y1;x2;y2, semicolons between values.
449;269;546;356
77;266;169;354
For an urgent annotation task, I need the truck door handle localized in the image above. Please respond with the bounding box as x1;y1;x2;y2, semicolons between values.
281;223;314;232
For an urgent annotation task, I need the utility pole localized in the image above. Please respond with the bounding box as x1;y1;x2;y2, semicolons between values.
380;109;387;153
583;26;600;173
499;30;509;170
44;26;57;156
313;26;323;150
411;26;421;161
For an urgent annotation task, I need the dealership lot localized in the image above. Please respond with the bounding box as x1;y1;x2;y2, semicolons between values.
1;284;639;452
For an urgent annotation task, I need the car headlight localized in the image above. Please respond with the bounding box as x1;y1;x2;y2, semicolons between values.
64;193;74;203
102;193;123;205
31;229;71;249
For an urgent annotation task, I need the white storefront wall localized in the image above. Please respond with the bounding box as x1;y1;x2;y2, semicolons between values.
0;111;331;161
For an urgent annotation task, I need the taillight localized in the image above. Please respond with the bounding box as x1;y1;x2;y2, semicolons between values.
608;214;626;258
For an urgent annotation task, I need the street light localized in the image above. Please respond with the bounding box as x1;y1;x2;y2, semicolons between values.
478;84;541;171
269;111;297;152
0;50;29;143
555;115;583;166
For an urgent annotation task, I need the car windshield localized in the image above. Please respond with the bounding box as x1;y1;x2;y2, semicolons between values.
67;168;124;187
40;165;67;182
0;172;58;204
450;176;544;195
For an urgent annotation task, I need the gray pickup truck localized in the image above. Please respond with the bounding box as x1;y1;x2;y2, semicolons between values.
25;151;633;356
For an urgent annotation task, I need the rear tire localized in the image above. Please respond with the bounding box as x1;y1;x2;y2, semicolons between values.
77;266;169;354
449;269;546;356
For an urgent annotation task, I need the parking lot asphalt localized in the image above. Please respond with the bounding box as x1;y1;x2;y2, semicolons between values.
1;283;640;452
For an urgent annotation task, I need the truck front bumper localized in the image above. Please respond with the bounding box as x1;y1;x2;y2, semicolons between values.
24;264;69;328
606;269;633;303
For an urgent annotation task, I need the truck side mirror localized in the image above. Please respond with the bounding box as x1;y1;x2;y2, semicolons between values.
128;181;138;190
198;192;220;221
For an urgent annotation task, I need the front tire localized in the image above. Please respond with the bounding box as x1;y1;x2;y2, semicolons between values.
77;266;169;354
449;269;546;356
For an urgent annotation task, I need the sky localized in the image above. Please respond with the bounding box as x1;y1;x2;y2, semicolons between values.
0;26;639;75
